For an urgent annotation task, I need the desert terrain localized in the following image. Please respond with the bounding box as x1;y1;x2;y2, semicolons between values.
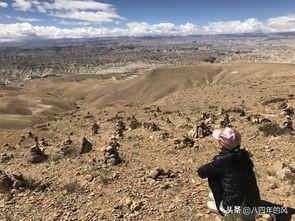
0;35;295;221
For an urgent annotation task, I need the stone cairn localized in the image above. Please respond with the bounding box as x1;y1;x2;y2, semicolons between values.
27;136;47;164
188;121;212;139
246;114;271;124
200;111;216;124
278;101;288;109
282;116;293;131
219;113;231;128
174;136;195;149
128;116;142;130
92;123;99;134
103;138;123;166
143;122;160;132
60;137;74;157
114;120;127;138
188;111;214;139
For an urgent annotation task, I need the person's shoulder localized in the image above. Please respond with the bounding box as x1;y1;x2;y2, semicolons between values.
214;150;231;161
239;148;251;157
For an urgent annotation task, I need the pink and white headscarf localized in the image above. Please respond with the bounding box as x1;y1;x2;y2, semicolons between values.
212;127;241;150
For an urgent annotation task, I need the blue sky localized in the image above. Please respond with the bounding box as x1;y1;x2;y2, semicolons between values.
107;0;295;25
1;0;295;27
0;0;295;41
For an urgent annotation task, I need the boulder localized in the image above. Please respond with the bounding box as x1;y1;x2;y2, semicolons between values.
10;174;26;189
146;168;175;180
129;116;141;130
0;171;13;193
27;145;47;164
80;137;92;154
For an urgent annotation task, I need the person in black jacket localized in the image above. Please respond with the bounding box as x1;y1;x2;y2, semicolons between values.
197;127;260;217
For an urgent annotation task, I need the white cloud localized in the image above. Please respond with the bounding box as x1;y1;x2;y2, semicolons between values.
0;15;295;42
203;18;263;34
16;16;42;22
58;20;91;26
12;0;33;11
266;15;295;32
179;23;198;34
41;0;113;12
0;23;120;42
11;0;124;24
52;10;123;23
126;22;196;36
0;1;8;8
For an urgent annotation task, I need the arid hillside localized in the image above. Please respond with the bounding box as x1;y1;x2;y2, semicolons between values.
1;63;295;129
0;63;294;221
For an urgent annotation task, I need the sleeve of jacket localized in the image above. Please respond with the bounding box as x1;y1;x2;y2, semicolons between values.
197;155;223;179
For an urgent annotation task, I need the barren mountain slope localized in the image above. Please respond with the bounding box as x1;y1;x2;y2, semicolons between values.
1;63;295;130
0;63;294;221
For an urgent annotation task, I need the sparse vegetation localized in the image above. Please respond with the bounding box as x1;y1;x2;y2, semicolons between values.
55;196;66;208
4;213;13;221
266;170;276;177
23;175;37;190
98;169;114;185
258;122;283;136
166;149;177;155
62;146;79;158
63;181;82;194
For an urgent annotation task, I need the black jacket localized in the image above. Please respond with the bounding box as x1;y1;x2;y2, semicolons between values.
197;147;260;208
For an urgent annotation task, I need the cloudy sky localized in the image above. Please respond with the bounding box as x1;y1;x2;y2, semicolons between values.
0;0;295;42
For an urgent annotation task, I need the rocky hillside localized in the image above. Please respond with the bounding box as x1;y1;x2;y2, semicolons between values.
0;63;294;221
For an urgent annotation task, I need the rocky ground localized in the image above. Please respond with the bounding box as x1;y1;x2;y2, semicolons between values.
0;65;295;221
